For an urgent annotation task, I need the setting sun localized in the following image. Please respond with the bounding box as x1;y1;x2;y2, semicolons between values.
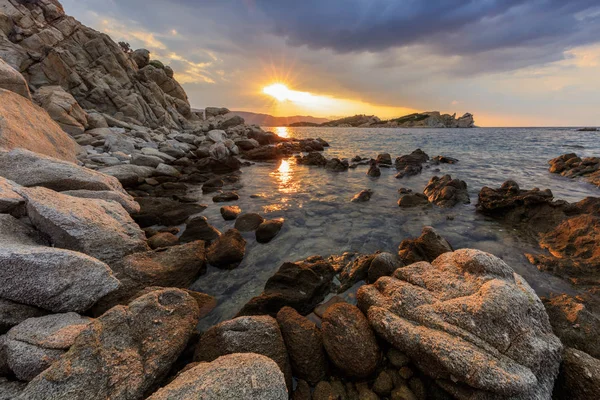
263;83;291;101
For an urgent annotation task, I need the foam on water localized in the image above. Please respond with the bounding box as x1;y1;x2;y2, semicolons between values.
191;127;600;329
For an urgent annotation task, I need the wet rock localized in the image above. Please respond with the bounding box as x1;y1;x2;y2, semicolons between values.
147;353;288;400
423;175;470;207
202;178;224;193
326;158;349;172
373;370;394;396
549;153;600;188
235;138;260;151
337;254;376;292
194;315;292;391
313;381;333;400
297;152;327;166
20;289;200;400
19;187;148;265
368;252;402;283
391;386;417;400
367;160;381;177
239;257;335;317
432;155;459;164
397;226;453;265
351;189;373;203
213;191;240;203
147;232;179;249
4;313;92;381
553;347;600;400
98;164;155;187
234;212;265;231
398;193;429;208
387;348;411;368
376;153;392;165
243;146;281;161
221;205;241;220
256;218;284;243
276;306;328;384
542;294;600;358
0;91;81;163
206;229;246;269
477;181;568;234
0;244;120;313
0;149;124;193
395;149;429;178
180;215;221;243
0;299;47;335
61;189;140;214
321;303;380;378
526;214;600;286
133;197;207;227
358;249;563;399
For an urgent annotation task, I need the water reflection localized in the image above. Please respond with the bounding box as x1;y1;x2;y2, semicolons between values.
275;126;290;138
264;158;301;212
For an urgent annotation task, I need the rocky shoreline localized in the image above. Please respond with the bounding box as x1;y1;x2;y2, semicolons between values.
0;1;599;399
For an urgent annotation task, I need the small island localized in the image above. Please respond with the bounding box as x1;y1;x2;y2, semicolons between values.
290;111;475;128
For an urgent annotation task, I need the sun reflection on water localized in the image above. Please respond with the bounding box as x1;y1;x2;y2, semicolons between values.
265;158;300;212
275;126;290;138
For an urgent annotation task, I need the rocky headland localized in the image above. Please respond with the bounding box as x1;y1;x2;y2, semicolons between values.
0;1;598;399
291;112;475;128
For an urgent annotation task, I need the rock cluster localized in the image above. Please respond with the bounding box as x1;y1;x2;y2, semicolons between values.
395;149;429;178
549;153;600;188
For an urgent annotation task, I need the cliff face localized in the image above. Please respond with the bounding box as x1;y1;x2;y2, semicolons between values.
0;0;198;130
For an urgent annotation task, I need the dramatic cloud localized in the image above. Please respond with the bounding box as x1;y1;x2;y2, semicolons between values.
61;0;600;126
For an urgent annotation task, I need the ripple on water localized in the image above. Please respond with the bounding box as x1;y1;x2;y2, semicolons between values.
191;127;599;330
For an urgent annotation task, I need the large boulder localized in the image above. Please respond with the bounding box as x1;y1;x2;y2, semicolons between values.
61;189;140;214
19;186;148;265
321;303;380;378
276;306;328;385
194;315;292;391
3;313;92;381
206;229;246;269
358;249;563;399
0;59;30;100
0;149;126;193
33;86;88;135
19;289;200;400
238;257;335;317
147;354;288;400
0;90;81;162
132;49;150;68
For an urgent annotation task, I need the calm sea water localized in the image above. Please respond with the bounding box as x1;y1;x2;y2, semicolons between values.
190;127;600;330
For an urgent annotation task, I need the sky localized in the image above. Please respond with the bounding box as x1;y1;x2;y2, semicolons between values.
61;0;600;127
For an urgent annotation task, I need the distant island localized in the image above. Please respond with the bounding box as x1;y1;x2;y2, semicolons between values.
230;111;329;126
291;111;475;128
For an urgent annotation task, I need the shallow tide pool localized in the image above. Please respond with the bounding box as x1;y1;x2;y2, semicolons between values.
190;127;600;330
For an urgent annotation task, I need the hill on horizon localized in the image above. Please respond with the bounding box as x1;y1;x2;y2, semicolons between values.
231;111;329;126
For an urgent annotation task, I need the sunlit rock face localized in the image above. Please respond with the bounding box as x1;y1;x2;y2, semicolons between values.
358;249;562;400
0;0;197;129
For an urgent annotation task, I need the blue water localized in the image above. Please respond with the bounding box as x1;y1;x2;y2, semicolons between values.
190;127;600;329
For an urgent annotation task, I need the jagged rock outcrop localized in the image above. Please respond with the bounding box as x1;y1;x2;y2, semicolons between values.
33;85;88;135
0;90;81;162
549;153;600;188
0;0;197;129
358;249;562;399
423;175;470;207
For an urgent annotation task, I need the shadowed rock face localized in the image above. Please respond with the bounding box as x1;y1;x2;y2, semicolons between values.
358;249;562;400
147;354;288;400
19;288;200;400
0;0;197;129
553;347;600;400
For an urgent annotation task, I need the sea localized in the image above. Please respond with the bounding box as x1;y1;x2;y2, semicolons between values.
190;126;600;329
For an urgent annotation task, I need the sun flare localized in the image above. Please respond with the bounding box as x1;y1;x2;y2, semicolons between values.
263;83;291;101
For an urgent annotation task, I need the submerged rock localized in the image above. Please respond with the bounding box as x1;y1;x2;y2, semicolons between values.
398;192;429;208
358;249;562;399
296;152;327;166
206;229;246;269
19;289;199;400
325;158;349;172
212;191;239;203
256;219;284;243
147;354;288;400
321;303;380;378
234;212;265;232
194;315;292;391
239;257;335;317
367;160;381;177
180;215;221;243
351;189;373;203
423;175;470;207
